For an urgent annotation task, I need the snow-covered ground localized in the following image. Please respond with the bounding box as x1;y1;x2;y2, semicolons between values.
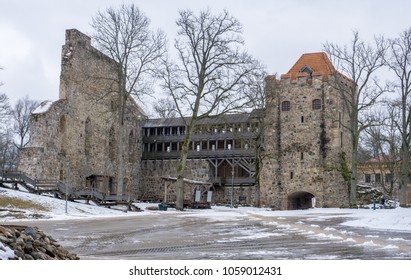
1;186;411;260
0;186;164;221
1;186;411;229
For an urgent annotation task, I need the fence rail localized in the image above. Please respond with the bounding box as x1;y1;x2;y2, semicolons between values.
0;170;135;207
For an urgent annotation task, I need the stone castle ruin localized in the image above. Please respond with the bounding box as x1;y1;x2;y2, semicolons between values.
18;29;145;198
260;53;352;209
17;29;352;209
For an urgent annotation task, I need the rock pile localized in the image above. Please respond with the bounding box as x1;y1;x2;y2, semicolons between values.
0;225;79;260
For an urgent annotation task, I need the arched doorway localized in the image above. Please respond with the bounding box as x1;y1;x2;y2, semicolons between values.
288;191;315;210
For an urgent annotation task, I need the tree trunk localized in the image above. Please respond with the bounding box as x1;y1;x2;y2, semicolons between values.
350;117;359;206
175;123;194;210
399;97;410;207
116;91;126;196
350;153;358;206
254;126;263;207
399;148;409;206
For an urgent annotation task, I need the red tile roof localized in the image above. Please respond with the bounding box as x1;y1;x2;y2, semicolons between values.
281;52;335;80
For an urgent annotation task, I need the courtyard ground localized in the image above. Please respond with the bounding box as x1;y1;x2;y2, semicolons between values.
1;187;411;260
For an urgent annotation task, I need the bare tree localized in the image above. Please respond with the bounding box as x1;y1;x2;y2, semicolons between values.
324;31;388;206
162;9;264;210
0;94;8;124
0;92;14;169
11;95;39;151
362;104;401;197
0;130;18;170
152;97;178;118
240;70;267;207
385;27;411;206
91;4;166;194
0;65;3;88
0;67;7;123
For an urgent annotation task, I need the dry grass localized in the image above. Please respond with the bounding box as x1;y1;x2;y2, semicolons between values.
0;196;49;212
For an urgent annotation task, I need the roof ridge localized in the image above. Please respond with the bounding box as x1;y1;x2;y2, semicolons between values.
283;52;335;80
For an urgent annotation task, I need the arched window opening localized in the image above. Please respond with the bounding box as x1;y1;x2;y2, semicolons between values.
59;115;66;133
281;101;290;111
313;99;322;110
59;115;67;156
109;125;116;162
129;130;136;163
85;117;92;157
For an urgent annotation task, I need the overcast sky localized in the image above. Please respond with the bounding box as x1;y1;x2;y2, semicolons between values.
1;0;410;113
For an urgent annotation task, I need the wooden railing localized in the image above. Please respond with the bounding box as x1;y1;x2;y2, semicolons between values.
142;149;255;160
211;177;255;186
1;170;135;204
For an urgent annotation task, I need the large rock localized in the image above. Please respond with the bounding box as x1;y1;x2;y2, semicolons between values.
0;225;79;260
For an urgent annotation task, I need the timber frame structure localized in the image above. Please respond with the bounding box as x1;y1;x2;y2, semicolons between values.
142;111;260;188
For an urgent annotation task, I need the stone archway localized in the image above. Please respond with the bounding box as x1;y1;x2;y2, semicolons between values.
287;191;315;210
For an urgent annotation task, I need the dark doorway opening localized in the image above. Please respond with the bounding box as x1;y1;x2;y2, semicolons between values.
288;191;315;210
86;175;114;195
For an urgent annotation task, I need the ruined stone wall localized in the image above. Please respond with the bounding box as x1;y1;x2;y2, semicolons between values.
139;159;258;205
18;29;145;195
260;75;350;209
139;159;211;202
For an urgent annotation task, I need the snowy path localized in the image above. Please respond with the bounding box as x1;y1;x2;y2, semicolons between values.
6;209;411;260
2;187;411;259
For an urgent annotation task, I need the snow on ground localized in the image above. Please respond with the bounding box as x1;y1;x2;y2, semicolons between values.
0;187;175;221
1;187;411;232
0;240;15;260
255;207;411;232
1;186;411;259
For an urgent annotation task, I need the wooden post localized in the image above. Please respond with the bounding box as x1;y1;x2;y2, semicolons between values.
164;181;168;203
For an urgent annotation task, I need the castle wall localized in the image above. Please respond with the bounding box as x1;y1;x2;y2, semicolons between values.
260;75;350;209
139;159;211;202
18;29;145;195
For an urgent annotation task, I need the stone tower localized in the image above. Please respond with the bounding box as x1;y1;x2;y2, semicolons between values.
260;52;351;209
18;29;145;196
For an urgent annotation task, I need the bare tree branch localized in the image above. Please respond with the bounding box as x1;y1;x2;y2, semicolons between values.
10;95;39;150
385;27;411;206
91;4;166;194
161;9;265;210
323;30;388;206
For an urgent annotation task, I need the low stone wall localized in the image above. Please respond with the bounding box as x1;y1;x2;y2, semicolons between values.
0;225;79;260
139;159;211;202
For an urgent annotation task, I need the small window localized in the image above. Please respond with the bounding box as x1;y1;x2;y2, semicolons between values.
375;174;381;183
301;116;304;123
365;174;371;183
290;172;294;179
281;101;290;111
313;99;321;110
385;173;393;183
300;152;304;160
